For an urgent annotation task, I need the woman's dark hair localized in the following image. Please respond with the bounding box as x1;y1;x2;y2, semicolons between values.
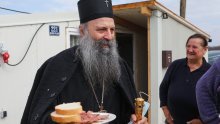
186;33;208;47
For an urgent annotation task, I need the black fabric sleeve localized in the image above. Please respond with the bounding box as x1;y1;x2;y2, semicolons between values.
122;59;137;96
119;58;137;122
40;100;57;124
21;58;53;124
120;94;134;123
159;61;177;107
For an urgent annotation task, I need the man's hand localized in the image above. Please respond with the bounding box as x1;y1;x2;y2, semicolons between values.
186;119;203;124
131;114;148;124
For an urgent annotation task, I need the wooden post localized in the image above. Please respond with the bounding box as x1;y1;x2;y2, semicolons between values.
180;0;186;18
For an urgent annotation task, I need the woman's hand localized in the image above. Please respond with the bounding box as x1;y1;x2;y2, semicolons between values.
187;119;203;124
162;106;174;124
131;114;148;124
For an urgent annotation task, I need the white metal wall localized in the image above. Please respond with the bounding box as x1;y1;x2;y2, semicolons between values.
0;21;79;124
161;16;195;60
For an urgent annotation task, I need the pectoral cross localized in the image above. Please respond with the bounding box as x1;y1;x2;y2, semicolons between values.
99;105;107;113
104;0;109;7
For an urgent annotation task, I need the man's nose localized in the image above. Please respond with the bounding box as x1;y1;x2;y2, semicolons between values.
187;47;193;52
103;29;114;41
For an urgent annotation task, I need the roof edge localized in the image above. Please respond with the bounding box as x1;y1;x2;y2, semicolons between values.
113;1;210;38
153;1;210;38
113;1;155;11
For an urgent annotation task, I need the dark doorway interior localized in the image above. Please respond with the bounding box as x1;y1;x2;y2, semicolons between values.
116;33;133;71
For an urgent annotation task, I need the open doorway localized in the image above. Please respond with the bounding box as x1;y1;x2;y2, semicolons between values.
116;33;133;71
116;32;148;99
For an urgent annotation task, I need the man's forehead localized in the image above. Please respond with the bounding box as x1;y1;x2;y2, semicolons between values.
88;17;115;27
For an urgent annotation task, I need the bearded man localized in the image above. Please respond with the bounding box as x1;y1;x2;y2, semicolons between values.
21;0;148;124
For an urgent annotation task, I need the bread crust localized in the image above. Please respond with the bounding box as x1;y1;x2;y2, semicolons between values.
51;112;81;123
51;102;83;123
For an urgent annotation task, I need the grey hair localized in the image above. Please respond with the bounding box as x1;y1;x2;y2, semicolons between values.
76;27;121;89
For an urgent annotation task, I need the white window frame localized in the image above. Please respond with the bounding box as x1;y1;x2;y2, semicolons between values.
66;27;80;48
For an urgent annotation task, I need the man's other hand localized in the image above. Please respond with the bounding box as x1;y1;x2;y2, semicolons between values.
131;114;148;124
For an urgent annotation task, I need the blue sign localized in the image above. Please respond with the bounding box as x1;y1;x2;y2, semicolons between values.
49;25;60;36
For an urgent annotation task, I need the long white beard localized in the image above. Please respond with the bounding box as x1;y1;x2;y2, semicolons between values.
77;30;121;88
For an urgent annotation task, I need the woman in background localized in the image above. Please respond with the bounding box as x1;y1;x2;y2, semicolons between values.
159;34;211;124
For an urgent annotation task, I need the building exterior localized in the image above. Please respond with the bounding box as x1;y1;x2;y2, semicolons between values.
0;1;209;124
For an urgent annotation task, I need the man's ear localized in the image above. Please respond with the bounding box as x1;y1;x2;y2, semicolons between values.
79;25;84;36
204;46;208;54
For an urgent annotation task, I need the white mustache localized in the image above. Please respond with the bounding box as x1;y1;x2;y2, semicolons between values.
187;51;196;54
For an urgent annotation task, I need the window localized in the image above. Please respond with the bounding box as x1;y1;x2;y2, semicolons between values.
70;35;79;47
66;28;80;48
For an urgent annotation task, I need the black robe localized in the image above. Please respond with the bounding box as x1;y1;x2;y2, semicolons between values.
21;46;137;124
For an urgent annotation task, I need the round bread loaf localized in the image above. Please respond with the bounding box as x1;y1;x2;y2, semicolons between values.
51;102;83;123
55;102;83;115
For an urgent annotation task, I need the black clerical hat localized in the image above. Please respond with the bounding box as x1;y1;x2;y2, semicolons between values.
77;0;113;23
